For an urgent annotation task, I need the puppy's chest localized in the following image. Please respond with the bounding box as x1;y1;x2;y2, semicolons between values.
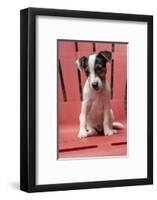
89;92;106;114
87;96;105;128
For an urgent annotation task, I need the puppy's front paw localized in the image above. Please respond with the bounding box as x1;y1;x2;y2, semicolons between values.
78;130;88;139
104;129;117;136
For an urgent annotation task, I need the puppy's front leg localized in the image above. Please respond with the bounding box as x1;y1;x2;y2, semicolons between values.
78;100;92;138
103;108;117;136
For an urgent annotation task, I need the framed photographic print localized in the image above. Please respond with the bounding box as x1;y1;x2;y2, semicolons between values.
20;7;153;192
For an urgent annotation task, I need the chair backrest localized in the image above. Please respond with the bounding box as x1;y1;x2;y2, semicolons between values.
58;40;127;124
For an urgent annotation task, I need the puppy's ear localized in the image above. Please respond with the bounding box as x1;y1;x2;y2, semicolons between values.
76;56;88;71
98;51;112;62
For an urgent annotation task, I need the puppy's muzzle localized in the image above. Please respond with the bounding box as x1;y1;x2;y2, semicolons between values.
92;82;99;90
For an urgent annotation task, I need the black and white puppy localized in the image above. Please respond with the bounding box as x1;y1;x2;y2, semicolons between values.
76;51;123;139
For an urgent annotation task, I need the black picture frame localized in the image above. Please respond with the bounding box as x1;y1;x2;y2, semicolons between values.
20;7;153;192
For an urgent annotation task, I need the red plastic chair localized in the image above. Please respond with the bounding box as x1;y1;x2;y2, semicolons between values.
58;40;127;159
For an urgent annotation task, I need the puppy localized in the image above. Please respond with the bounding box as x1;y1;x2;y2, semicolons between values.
76;51;123;139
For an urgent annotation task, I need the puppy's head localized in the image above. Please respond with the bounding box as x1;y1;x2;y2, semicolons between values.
76;51;112;90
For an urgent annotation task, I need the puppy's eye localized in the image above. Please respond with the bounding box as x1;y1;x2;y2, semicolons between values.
95;64;102;70
84;68;89;76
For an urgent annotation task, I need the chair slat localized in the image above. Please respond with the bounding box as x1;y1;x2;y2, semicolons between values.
110;59;114;99
125;81;127;118
75;42;83;101
58;60;67;102
77;69;83;101
58;41;80;102
93;42;96;52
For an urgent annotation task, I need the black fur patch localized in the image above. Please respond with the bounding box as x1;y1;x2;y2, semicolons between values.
94;54;107;78
98;51;112;61
79;56;88;69
78;56;89;76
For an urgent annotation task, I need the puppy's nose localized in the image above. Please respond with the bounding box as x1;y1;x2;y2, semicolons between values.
92;82;99;90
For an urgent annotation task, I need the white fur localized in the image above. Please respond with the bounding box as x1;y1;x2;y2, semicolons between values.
78;55;124;138
88;54;102;89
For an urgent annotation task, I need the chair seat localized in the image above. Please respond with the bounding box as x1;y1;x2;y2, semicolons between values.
59;120;127;159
